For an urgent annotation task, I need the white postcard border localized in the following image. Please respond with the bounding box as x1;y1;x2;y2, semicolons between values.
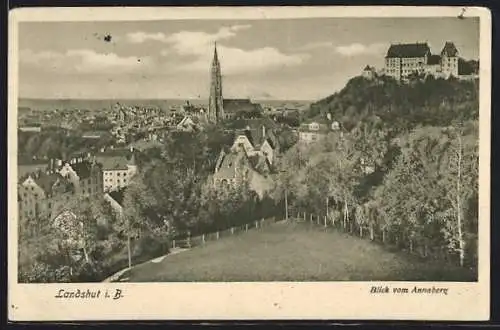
8;6;491;321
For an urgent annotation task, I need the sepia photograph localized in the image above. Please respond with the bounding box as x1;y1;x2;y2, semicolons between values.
8;6;491;321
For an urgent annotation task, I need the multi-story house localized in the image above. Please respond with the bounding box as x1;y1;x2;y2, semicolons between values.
96;153;137;192
298;114;341;144
58;158;103;195
18;170;74;222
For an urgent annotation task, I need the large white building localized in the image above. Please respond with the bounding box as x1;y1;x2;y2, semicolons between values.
385;41;459;80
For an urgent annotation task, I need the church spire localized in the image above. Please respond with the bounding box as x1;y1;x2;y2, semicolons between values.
208;41;223;123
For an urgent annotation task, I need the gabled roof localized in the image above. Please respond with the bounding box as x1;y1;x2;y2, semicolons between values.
69;161;95;179
31;172;73;196
386;43;430;58
242;119;278;148
441;41;458;57
427;54;441;65
18;163;49;180
214;149;251;180
248;153;272;174
96;155;130;171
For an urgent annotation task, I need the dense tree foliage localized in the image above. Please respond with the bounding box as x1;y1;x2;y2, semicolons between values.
19;125;279;282
274;118;478;268
274;77;479;270
307;75;478;132
18;130;114;160
18;196;119;282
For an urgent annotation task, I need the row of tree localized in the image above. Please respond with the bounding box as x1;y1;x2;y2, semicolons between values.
272;117;478;268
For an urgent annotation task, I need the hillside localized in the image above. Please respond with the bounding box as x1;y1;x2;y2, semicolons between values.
306;75;479;131
123;221;475;282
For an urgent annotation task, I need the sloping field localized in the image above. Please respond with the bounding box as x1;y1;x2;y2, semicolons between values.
124;221;476;282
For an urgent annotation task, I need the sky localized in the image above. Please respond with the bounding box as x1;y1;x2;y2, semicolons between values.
18;17;479;101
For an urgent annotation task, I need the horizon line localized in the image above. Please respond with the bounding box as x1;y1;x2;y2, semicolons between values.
18;97;316;102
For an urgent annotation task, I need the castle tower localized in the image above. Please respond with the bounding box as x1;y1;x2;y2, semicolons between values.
440;41;459;78
208;43;224;123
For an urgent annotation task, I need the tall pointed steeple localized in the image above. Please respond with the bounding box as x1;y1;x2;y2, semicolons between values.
213;41;219;61
208;42;224;123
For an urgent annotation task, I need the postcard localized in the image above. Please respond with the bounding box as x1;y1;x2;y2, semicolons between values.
8;6;491;321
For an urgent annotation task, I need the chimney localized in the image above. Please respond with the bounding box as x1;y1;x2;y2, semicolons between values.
262;125;266;138
56;159;62;167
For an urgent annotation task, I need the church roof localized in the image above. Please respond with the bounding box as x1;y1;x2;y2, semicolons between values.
386;43;430;58
223;99;261;114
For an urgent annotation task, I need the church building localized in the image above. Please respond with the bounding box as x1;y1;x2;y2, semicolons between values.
208;43;263;123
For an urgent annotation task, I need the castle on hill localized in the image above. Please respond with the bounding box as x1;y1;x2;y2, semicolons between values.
381;41;478;81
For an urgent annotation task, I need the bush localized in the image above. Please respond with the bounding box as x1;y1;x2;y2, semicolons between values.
133;235;170;261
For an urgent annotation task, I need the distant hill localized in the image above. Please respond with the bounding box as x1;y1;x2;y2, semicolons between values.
306;75;479;131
